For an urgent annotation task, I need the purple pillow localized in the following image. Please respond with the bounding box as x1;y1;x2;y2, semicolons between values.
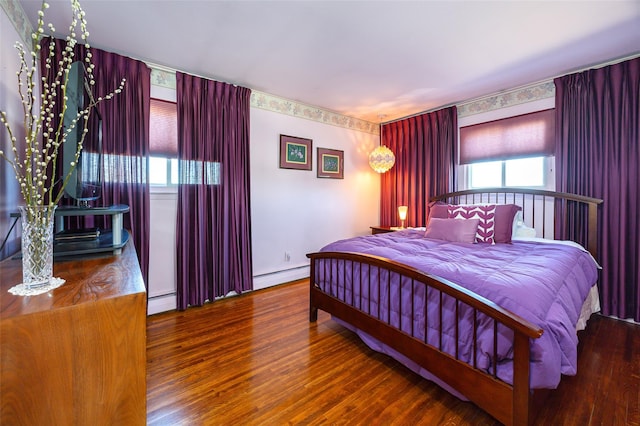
494;204;522;243
428;202;450;221
424;218;480;243
448;204;497;244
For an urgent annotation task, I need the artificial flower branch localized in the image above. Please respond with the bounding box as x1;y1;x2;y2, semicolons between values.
0;0;125;212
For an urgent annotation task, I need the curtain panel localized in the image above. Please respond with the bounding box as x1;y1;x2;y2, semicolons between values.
380;107;458;227
40;37;151;287
175;72;253;310
554;57;640;322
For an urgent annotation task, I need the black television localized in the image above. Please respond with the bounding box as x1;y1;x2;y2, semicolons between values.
61;61;102;207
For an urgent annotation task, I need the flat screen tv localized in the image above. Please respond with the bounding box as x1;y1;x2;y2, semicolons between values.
61;61;102;207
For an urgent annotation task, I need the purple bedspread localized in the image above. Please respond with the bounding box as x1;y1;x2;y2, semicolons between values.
319;229;599;390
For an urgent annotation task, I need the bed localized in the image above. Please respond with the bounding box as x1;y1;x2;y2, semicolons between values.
307;188;603;426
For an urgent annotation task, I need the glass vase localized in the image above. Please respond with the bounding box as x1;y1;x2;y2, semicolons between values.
19;205;56;288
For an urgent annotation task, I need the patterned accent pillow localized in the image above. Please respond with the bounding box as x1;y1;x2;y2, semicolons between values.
448;204;497;244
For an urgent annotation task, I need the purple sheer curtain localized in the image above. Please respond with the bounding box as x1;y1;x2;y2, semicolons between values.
175;72;253;310
555;57;639;322
380;107;458;227
41;38;151;286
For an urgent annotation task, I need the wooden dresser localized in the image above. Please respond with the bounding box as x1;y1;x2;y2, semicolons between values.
0;243;146;425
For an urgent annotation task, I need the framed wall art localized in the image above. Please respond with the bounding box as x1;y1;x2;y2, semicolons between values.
317;148;344;179
279;135;312;170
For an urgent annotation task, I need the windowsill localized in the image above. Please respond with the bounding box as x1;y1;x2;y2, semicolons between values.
150;185;178;194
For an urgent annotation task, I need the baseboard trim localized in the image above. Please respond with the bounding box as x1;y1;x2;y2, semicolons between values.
252;265;309;291
146;266;310;315
148;294;177;315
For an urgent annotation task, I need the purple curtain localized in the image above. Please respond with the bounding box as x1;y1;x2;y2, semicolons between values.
555;57;639;322
380;107;458;227
175;72;253;310
41;38;151;287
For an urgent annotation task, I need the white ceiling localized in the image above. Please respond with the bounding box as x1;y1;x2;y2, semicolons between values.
17;0;640;123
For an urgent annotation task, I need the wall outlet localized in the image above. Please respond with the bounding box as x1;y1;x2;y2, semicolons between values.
284;252;291;262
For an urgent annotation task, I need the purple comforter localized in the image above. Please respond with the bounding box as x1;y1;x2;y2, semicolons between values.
319;228;599;390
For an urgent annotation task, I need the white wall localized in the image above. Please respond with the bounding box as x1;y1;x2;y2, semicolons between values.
147;191;178;313
0;7;28;259
250;107;380;289
147;93;381;314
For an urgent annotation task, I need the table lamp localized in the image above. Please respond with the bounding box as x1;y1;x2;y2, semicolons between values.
398;205;408;228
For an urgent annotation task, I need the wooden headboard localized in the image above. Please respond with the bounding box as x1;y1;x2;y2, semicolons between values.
430;188;603;258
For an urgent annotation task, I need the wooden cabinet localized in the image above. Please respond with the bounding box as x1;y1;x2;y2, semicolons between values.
370;226;396;235
0;243;147;425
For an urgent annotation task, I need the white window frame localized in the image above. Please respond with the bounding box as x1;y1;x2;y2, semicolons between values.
463;156;555;190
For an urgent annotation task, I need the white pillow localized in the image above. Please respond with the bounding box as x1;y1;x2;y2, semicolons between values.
511;210;523;236
512;218;536;238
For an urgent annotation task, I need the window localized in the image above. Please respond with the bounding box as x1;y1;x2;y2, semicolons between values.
149;98;178;187
149;157;178;185
460;109;554;189
147;98;222;187
469;156;546;188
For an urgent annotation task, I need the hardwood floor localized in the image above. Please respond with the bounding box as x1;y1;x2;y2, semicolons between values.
146;280;640;426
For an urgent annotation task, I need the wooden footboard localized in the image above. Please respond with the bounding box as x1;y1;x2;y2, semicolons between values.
307;251;543;426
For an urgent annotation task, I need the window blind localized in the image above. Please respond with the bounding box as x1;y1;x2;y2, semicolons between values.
149;98;178;157
459;109;555;164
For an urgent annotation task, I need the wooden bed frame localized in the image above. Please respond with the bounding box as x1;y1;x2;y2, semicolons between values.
307;188;602;426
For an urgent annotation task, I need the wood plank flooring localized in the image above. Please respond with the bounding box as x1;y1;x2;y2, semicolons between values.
146;280;640;426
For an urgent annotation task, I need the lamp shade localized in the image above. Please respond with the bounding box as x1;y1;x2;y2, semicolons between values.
397;206;408;221
368;145;395;173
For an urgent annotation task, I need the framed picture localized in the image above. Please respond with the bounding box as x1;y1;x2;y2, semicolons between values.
279;135;312;170
317;148;344;179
